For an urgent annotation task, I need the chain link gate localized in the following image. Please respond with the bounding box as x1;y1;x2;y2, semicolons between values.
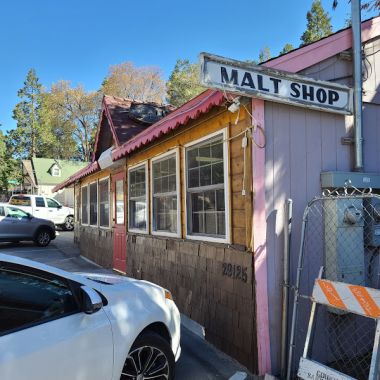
287;186;380;379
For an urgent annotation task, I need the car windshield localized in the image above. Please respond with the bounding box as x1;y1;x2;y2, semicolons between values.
5;207;29;219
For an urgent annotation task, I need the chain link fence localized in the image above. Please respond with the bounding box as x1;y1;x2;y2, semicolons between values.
288;189;380;379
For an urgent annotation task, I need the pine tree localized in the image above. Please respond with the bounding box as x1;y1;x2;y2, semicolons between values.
280;43;294;55
301;0;333;46
11;69;52;159
258;47;271;63
166;59;204;107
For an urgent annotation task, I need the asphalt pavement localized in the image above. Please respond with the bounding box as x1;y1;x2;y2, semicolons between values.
0;231;255;380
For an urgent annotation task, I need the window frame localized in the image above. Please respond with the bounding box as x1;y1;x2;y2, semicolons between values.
81;185;89;226
52;166;61;177
98;176;111;229
35;196;46;208
0;262;82;337
89;180;98;227
184;128;230;244
128;161;149;234
150;149;181;238
46;198;60;208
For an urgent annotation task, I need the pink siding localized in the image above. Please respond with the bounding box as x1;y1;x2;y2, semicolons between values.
252;98;271;375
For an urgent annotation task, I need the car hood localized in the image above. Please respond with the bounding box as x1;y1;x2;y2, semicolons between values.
77;272;131;285
63;206;74;214
75;271;167;299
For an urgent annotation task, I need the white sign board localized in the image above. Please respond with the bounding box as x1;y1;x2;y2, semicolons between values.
200;52;353;115
298;358;356;380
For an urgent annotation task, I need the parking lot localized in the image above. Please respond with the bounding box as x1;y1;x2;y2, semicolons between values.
0;231;254;380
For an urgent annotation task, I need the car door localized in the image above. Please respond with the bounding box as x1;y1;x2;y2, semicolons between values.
0;206;31;240
0;205;16;239
0;262;114;380
33;196;48;220
46;197;65;224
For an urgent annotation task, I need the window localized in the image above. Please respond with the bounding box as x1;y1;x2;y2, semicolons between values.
128;163;148;232
89;182;98;226
115;180;125;225
151;152;179;235
9;196;31;207
99;178;110;228
0;264;79;335
185;132;229;241
52;166;61;177
5;207;29;219
81;186;88;224
0;207;4;217
35;197;45;207
47;198;60;208
75;187;80;223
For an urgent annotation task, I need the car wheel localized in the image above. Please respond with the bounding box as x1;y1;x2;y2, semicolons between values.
120;332;175;380
35;229;52;247
63;216;74;231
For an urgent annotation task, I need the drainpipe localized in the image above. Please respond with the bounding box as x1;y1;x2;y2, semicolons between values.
352;0;364;172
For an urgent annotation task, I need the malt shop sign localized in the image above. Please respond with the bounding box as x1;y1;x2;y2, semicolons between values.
200;52;353;115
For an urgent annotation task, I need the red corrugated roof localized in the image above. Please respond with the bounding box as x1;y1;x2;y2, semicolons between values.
53;161;100;192
53;90;225;191
112;89;225;161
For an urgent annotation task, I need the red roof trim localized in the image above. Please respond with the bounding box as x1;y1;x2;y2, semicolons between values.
53;161;100;192
112;89;225;161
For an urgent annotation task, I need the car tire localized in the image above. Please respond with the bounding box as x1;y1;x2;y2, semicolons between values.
63;216;74;231
34;229;52;247
121;332;175;380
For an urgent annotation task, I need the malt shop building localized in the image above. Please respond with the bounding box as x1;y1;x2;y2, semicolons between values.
55;16;380;375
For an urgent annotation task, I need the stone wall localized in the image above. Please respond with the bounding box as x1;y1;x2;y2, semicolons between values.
127;234;258;373
75;224;114;269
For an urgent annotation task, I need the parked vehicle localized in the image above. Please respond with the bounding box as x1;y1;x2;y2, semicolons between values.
0;253;181;380
8;194;74;231
0;203;56;247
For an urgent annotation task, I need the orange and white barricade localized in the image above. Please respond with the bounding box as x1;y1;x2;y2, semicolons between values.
298;277;380;380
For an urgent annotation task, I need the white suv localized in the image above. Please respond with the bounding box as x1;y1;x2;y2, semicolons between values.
8;195;74;231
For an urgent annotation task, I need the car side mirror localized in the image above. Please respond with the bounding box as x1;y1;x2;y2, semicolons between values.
57;205;62;209
81;286;103;314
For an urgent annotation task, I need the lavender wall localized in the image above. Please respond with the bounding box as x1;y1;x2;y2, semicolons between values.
264;37;380;374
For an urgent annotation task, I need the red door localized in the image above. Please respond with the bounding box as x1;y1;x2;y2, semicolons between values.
112;172;126;273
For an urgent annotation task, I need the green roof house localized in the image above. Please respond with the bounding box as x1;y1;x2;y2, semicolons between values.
22;158;88;207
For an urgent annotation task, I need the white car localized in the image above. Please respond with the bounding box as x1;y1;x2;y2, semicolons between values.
0;254;181;380
8;195;75;231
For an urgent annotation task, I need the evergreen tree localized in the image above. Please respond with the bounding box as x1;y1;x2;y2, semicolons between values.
0;131;21;193
280;43;294;55
166;59;204;107
10;69;53;159
301;0;333;46
258;47;271;63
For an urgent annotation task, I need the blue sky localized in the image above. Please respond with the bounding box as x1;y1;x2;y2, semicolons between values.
0;0;378;132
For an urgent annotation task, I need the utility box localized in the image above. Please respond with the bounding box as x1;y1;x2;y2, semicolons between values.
364;197;380;247
324;198;365;285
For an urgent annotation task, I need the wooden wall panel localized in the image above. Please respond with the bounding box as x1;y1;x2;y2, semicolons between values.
127;106;253;248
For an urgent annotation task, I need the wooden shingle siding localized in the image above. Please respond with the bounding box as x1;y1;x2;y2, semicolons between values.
127;105;253;248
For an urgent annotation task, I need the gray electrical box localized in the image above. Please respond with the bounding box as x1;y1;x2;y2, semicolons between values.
321;171;380;189
364;197;380;247
324;198;365;285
